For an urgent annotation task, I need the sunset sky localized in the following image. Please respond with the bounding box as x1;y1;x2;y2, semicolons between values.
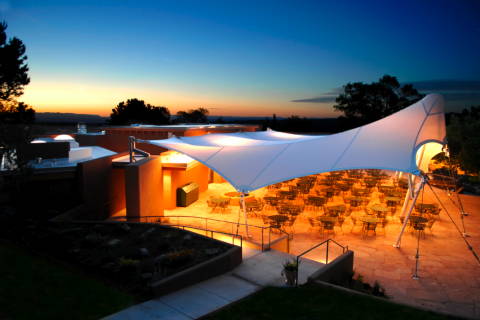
2;0;480;117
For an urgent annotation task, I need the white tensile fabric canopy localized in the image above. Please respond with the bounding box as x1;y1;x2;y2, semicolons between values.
146;94;446;193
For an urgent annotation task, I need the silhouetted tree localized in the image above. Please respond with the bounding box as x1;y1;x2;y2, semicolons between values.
176;107;209;123
212;116;225;124
0;21;35;171
283;115;312;132
0;22;30;101
110;98;170;125
446;106;480;174
334;75;424;128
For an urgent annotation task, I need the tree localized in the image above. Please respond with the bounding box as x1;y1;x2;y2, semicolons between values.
110;98;170;125
0;21;35;171
0;22;30;101
175;107;209;123
446;106;480;174
334;75;424;128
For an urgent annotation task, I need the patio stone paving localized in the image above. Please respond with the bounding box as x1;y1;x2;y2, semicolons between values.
159;181;480;318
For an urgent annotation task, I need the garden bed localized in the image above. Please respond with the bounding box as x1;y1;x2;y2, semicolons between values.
4;220;236;298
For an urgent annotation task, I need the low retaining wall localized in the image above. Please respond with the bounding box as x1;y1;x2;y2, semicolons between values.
150;245;242;296
50;219;243;297
308;250;354;284
269;234;290;253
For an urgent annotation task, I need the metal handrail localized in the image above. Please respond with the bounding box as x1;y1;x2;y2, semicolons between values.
109;215;288;251
295;238;348;286
169;224;243;248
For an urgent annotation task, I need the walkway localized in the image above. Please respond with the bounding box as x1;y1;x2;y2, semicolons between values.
104;249;324;319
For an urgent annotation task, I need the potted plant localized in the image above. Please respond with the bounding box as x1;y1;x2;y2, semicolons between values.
281;259;299;286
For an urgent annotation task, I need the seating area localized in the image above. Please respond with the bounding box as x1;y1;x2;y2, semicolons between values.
201;169;441;240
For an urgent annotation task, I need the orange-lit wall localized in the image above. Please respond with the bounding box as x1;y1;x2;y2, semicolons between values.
125;156;163;219
110;167;126;215
163;163;210;209
77;153;128;219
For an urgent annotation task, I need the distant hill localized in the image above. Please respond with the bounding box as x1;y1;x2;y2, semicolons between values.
35;113;108;124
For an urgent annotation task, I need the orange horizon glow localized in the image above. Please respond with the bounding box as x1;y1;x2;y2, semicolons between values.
20;80;338;118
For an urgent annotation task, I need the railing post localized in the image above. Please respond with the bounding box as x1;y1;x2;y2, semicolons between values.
326;240;329;264
261;227;264;251
295;256;300;287
268;227;271;250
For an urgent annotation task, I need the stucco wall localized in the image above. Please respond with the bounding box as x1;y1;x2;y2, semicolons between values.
163;163;209;210
125;156;164;219
308;250;354;284
78;153;126;219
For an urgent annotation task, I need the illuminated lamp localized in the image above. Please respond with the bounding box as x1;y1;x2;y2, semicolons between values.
54;134;75;141
161;151;194;164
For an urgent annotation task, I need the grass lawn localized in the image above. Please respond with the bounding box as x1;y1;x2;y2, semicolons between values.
205;285;460;320
0;242;134;320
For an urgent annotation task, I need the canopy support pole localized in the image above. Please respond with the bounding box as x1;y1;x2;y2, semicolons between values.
240;193;250;238
399;174;415;218
394;176;426;248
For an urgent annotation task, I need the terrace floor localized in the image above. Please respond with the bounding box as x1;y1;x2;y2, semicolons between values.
160;179;480;319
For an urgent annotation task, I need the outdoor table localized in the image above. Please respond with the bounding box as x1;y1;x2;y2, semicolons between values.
268;214;288;228
415;203;437;213
359;216;380;234
317;216;337;232
387;191;404;198
359;216;380;224
379;185;396;193
326;204;346;216
410;215;428;224
410;215;428;231
385;196;401;206
307;196;326;208
263;196;279;206
346;196;364;207
352;188;369;196
317;216;337;223
324;187;335;197
245;201;262;212
209;197;230;211
370;204;389;215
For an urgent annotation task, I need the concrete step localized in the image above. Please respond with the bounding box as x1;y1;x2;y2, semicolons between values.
232;249;324;286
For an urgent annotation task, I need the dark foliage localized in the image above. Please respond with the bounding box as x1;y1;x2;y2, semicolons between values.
446;106;480;174
0;22;30;101
334;75;424;128
175;107;209;123
110;98;170;125
0;21;35;172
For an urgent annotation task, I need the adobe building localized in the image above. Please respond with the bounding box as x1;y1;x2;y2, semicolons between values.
20;124;258;220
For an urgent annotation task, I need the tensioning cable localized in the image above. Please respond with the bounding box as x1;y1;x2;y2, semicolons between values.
426;180;480;265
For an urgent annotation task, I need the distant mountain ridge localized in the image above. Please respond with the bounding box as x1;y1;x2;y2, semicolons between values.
35;112;108;124
34;113;289;124
35;112;336;124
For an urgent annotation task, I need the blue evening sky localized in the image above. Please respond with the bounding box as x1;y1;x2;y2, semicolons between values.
2;0;480;116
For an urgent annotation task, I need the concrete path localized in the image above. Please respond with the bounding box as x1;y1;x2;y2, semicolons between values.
104;249;324;319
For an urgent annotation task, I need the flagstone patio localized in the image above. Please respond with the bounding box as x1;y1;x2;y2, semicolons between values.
160;179;480;318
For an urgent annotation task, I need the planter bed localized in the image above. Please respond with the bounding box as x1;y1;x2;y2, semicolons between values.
6;220;239;299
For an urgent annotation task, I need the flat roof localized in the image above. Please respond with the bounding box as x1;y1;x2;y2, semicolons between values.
29;146;116;171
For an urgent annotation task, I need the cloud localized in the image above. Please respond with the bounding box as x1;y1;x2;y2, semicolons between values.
291;95;337;103
291;80;480;109
291;88;342;103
